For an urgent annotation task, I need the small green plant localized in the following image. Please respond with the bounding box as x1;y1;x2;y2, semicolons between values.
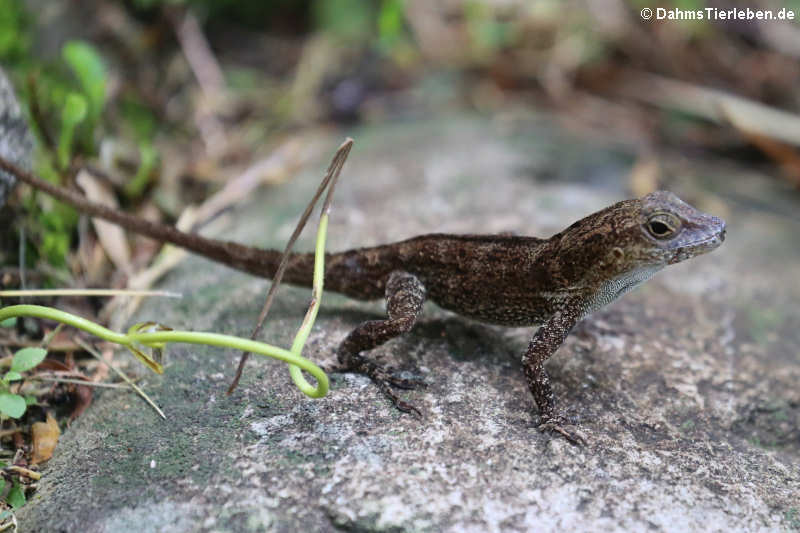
5;28;158;272
9;38;111;271
0;139;354;405
0;475;26;509
61;41;106;128
0;0;31;63
57;91;88;170
0;347;46;419
0;138;353;417
0;289;328;402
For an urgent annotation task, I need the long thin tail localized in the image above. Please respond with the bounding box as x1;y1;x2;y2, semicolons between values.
0;156;316;285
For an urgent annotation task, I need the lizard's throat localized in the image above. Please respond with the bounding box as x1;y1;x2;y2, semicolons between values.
586;266;663;314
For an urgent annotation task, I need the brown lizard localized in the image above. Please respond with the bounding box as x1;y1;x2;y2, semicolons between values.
0;157;726;442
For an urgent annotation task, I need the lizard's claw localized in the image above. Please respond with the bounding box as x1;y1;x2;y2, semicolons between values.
367;368;425;416
384;368;428;390
538;414;587;446
377;381;423;417
326;359;425;416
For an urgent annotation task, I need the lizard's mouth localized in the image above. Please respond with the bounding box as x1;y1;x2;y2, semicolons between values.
668;220;726;264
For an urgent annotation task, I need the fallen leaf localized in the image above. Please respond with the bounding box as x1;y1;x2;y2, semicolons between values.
69;383;93;421
31;413;60;465
36;359;74;372
619;71;800;147
726;125;800;188
76;169;132;274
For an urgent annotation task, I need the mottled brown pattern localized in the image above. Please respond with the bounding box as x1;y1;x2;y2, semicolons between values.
0;162;727;443
252;191;725;442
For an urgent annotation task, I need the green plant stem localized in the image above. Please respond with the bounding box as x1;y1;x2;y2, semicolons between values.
0;289;181;298
227;138;353;394
0;305;329;398
0;139;354;404
287;214;328;392
0;306;129;344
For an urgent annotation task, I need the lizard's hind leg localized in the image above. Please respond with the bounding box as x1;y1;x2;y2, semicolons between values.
331;270;427;414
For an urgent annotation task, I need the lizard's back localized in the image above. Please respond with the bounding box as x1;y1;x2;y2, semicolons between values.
321;234;572;326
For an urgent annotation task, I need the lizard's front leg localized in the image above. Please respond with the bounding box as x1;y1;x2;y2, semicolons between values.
331;270;427;415
522;303;586;444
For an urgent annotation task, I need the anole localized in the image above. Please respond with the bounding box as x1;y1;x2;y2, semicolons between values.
0;156;726;442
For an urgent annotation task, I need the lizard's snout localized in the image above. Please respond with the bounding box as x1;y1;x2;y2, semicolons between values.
667;214;726;264
707;216;726;249
712;216;726;243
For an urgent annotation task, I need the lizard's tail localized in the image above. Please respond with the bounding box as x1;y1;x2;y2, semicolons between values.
0;156;322;287
1;156;399;300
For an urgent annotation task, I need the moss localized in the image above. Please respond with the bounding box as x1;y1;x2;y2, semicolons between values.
746;307;784;346
785;508;800;530
85;352;253;499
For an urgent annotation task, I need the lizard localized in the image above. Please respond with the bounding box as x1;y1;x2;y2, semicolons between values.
0;156;726;442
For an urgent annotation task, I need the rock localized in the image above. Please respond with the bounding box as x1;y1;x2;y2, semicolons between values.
0;67;33;206
16;114;799;532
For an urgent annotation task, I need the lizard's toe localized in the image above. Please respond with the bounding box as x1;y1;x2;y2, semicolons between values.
537;414;587;446
328;357;425;415
376;380;423;416
384;368;427;390
325;361;426;389
321;362;348;375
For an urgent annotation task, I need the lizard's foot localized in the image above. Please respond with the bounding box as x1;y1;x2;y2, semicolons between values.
382;368;427;390
326;359;426;416
375;378;423;416
537;414;587;446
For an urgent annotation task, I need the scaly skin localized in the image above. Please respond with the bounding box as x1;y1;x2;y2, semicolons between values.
0;156;727;443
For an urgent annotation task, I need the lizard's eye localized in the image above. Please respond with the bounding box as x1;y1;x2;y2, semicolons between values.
646;213;680;239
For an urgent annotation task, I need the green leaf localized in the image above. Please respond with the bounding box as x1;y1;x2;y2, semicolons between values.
11;347;47;373
3;371;22;382
6;480;25;509
57;91;88;169
0;0;31;61
0;393;27;419
0;479;5;498
24;395;37;406
0;318;16;328
378;0;405;48
120;94;156;141
62;40;106;121
124;142;158;198
63;92;88;125
313;0;373;41
37;202;78;267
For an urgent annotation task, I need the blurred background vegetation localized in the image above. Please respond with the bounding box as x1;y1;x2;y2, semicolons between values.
2;0;800;286
1;0;800;510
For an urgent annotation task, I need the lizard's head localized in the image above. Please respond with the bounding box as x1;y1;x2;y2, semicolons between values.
553;190;725;287
554;190;725;308
635;190;726;265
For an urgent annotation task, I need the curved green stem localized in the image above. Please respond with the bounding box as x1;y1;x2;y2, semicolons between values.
127;330;328;398
288;214;328;393
0;196;334;399
0;139;355;404
0;305;130;345
0;304;328;398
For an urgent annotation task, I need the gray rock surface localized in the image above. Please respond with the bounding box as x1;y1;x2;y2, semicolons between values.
0;67;33;205
17;114;800;532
